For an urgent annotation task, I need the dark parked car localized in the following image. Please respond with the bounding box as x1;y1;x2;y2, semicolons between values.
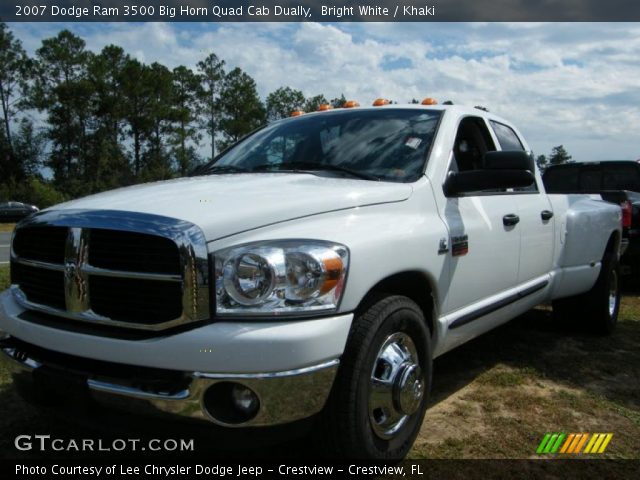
543;160;640;275
0;201;39;222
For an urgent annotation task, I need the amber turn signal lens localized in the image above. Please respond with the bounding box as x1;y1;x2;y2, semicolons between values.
373;98;390;106
319;256;345;295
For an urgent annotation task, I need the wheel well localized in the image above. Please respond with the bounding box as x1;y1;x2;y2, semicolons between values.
358;271;436;336
605;231;620;256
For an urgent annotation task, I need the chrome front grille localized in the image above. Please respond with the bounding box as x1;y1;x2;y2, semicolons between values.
9;210;210;331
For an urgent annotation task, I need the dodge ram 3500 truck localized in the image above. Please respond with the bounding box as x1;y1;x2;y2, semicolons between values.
0;103;623;459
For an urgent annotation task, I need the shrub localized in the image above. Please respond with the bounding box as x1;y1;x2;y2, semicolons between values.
0;178;67;209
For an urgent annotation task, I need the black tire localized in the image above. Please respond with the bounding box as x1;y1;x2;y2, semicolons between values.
317;295;432;460
552;253;620;335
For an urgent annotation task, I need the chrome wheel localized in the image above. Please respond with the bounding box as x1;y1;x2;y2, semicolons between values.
368;332;424;440
608;268;618;317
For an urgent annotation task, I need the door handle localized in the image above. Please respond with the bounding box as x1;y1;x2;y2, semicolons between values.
503;214;520;226
541;210;554;221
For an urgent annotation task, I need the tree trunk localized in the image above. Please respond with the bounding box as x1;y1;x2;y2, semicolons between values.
181;120;186;176
0;81;14;157
211;110;216;160
133;129;140;177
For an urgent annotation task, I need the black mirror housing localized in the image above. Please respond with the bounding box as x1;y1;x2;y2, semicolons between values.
444;170;535;196
444;150;536;196
484;150;534;171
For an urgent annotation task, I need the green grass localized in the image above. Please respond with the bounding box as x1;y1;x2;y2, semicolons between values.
0;265;8;291
476;367;530;387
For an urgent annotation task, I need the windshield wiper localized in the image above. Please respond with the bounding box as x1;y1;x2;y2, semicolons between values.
200;165;250;175
251;161;380;181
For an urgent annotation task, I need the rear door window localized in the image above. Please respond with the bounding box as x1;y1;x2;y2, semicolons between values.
490;121;525;151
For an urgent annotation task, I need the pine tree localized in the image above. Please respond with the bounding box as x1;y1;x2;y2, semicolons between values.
536;154;548;172
32;30;92;194
549;145;572;165
171;65;202;176
217;67;266;152
303;94;329;112
0;22;32;179
197;53;225;161
266;86;305;121
121;58;153;178
141;62;174;180
330;94;347;108
86;45;131;191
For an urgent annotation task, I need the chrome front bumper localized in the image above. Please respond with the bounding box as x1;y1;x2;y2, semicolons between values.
0;335;339;428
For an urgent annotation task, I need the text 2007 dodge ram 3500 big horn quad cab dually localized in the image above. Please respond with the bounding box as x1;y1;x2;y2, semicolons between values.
0;104;623;459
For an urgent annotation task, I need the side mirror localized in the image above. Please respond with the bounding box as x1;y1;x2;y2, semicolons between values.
484;150;535;171
444;150;535;196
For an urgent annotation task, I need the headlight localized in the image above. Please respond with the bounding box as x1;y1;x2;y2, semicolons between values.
214;240;349;316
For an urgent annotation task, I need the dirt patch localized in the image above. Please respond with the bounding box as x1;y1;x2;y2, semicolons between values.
411;301;640;459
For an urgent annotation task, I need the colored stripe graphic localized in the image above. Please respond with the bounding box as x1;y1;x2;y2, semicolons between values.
560;433;575;453
550;433;566;453
567;434;583;453
538;433;613;454
544;433;559;453
551;433;566;453
536;433;552;454
584;434;599;453
598;434;613;453
591;434;606;453
574;433;589;453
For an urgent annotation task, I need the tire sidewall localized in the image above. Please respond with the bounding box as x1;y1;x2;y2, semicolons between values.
598;254;620;334
352;299;432;459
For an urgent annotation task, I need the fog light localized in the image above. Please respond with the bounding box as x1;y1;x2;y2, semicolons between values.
231;384;259;415
202;382;261;425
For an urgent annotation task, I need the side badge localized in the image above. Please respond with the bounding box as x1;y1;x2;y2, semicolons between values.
451;235;469;256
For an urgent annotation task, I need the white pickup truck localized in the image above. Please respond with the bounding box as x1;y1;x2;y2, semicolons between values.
0;103;623;459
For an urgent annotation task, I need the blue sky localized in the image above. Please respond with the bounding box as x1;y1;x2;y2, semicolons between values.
8;22;640;161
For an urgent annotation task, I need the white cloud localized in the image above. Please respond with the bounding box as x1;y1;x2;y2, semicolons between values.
7;21;640;160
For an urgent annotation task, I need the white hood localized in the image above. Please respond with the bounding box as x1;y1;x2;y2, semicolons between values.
53;173;413;241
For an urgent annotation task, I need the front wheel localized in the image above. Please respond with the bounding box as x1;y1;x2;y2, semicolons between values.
317;295;432;460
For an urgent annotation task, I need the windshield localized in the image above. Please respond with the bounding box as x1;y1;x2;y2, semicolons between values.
195;108;442;182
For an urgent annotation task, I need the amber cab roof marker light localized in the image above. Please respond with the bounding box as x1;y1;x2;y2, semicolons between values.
421;98;438;105
290;110;304;117
343;100;360;108
317;104;333;111
372;98;390;106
